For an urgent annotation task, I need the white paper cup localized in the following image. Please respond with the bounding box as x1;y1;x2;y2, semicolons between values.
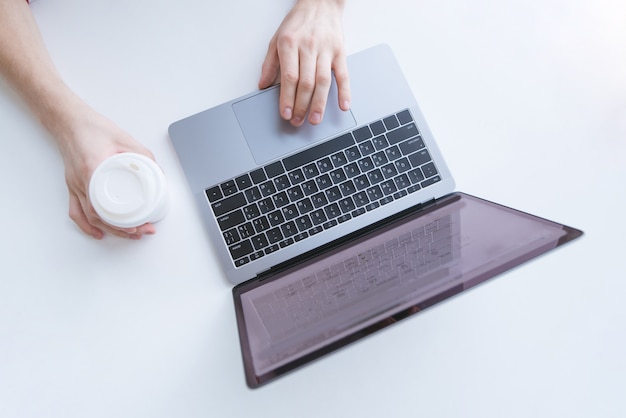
89;153;168;228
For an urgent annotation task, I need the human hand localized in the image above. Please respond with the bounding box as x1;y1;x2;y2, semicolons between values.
57;104;158;240
259;0;350;127
0;0;158;240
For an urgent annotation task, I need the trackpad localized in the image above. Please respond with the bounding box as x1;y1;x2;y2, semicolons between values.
232;81;356;165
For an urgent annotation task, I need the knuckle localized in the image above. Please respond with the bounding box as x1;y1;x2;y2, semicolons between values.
301;35;316;50
298;76;315;91
333;66;350;83
276;33;297;49
84;207;101;224
68;207;81;223
335;71;349;84
283;70;299;84
315;72;332;86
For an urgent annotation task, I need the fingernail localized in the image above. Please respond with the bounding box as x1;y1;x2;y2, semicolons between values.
310;112;322;124
293;116;303;125
283;107;292;120
342;100;350;110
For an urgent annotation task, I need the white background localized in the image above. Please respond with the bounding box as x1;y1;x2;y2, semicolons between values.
1;1;625;417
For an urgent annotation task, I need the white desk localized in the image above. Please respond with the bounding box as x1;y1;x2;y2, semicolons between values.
1;1;625;417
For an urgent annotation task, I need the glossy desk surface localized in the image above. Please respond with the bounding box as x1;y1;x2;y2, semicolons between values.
1;1;624;417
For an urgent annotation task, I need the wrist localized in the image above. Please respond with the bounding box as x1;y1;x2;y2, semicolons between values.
32;82;92;151
295;0;345;12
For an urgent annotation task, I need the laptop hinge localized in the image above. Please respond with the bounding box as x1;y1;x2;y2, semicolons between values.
254;194;456;282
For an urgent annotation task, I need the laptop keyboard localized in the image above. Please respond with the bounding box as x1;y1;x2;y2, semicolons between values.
205;109;441;267
252;214;453;342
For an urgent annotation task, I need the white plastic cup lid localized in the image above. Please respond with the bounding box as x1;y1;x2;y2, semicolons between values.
89;153;168;228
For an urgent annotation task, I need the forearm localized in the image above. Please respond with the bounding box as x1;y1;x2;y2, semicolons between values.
0;0;83;144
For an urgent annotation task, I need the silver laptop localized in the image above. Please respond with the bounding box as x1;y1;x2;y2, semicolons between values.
169;44;455;285
169;44;582;387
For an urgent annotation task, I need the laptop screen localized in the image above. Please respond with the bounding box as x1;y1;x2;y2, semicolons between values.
232;192;582;388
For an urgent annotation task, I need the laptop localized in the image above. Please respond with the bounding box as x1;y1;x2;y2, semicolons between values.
169;44;582;387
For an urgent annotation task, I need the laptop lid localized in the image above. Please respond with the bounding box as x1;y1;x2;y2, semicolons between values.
169;44;456;284
232;192;583;388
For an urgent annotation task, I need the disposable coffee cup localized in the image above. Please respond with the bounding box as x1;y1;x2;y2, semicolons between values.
89;153;168;228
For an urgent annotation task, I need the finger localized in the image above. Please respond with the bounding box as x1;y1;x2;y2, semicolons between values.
94;217;143;239
259;38;280;90
307;54;333;125
78;190;143;239
276;39;300;122
291;49;317;127
68;192;104;239
332;52;351;111
135;223;157;236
